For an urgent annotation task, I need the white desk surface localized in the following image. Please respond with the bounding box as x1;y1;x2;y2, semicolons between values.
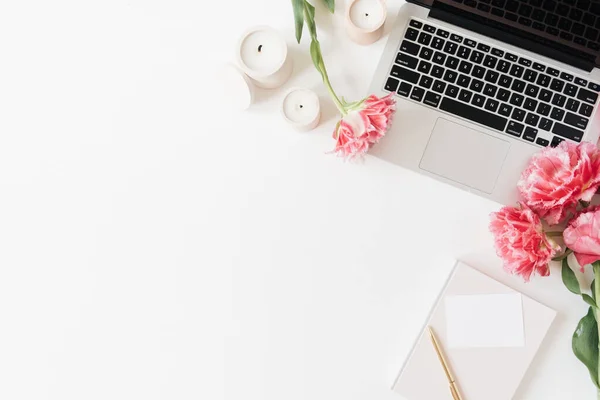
0;1;594;399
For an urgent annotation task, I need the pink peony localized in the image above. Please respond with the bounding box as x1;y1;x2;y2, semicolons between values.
517;141;600;225
490;203;561;281
332;94;395;159
563;207;600;268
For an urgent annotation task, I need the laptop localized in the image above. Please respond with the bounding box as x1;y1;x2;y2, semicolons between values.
369;0;600;205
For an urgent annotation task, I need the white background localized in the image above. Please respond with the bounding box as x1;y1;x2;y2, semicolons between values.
0;0;596;399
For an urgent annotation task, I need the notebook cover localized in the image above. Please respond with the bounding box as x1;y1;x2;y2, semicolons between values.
392;261;556;400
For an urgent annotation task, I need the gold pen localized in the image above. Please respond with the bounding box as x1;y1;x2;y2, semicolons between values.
427;326;463;400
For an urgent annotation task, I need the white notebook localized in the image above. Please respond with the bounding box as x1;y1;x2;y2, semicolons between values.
392;261;556;400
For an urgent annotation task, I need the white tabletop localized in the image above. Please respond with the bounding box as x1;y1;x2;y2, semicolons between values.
0;1;594;399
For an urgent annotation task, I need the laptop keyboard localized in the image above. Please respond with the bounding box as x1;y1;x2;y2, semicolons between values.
384;18;600;147
457;0;600;51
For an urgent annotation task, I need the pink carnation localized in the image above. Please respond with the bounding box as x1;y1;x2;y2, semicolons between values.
332;94;395;159
563;207;600;268
517;141;600;225
490;203;560;281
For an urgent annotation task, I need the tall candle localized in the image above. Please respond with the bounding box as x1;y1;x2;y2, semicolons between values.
237;26;293;89
346;0;387;45
281;88;321;131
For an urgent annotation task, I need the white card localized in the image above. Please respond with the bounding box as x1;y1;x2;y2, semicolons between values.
445;293;525;348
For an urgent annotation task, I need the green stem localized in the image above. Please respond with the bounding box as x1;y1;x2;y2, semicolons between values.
321;70;346;115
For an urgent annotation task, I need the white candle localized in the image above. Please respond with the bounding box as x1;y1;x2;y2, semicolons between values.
346;0;387;45
236;26;293;89
281;88;321;131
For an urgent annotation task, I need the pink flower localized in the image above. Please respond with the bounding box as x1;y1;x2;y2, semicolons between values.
489;203;560;281
563;207;600;268
332;94;395;159
517;141;600;225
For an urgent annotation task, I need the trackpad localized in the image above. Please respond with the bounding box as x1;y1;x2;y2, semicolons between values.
419;118;510;194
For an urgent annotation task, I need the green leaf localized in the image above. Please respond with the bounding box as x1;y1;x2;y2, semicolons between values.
572;307;600;389
583;294;597;308
309;40;325;80
304;3;317;40
292;0;305;43
562;258;581;295
322;0;335;13
593;280;597;301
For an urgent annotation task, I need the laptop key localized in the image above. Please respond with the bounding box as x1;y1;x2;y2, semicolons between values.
483;55;498;68
418;32;432;46
470;79;484;92
419;47;433;60
423;91;442;107
444;41;458;55
536;74;551;87
418;61;432;74
524;127;538;142
431;37;445;50
419;75;433;89
564;83;578;97
537;102;551;116
445;56;460;69
459;89;473;102
575;77;587;87
551;136;565;147
396;53;419;69
550;78;565;92
433;52;447;65
450;34;463;43
589;82;600;92
437;29;449;38
525;113;540;126
499;75;513;88
391;65;420;83
566;98;580;112
443;70;458;83
523;69;538;82
400;40;420;55
551;93;566;107
564;112;589;130
439;97;508;131
470;51;484;64
553;122;584;141
472;94;486;107
539;117;553;131
505;52;518;62
445;84;460;98
539;89;553;102
424;24;436;33
477;43;491;52
512;108;526;121
464;39;477;47
510;64;524;78
512;79;526;93
484;83;497;97
457;74;471;88
457;46;471;59
506;121;524;136
410;86;425;101
409;20;423;28
385;77;400;92
579;103;593;117
532;62;545;72
484;70;499;84
550;107;565;121
525;84;539;97
560;72;574;82
499;103;513;116
547;67;560;76
472;65;486;78
510;93;525;107
497;88;511;102
496;60;511;73
432;80;446;93
491;48;504;57
519;58;532;67
458;61;473;74
405;28;419;41
431;65;445;78
397;82;412;97
577;87;599;104
524;97;538;111
536;137;550;146
485;98;499;112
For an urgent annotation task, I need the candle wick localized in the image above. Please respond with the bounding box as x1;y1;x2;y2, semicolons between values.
258;44;263;53
299;104;303;108
365;12;369;16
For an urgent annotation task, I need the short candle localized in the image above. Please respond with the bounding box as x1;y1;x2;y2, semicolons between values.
346;0;387;45
281;88;321;131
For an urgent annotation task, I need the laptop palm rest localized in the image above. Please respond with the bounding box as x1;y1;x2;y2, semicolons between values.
419;118;510;194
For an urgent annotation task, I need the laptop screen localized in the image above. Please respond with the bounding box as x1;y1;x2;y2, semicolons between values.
431;0;600;69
